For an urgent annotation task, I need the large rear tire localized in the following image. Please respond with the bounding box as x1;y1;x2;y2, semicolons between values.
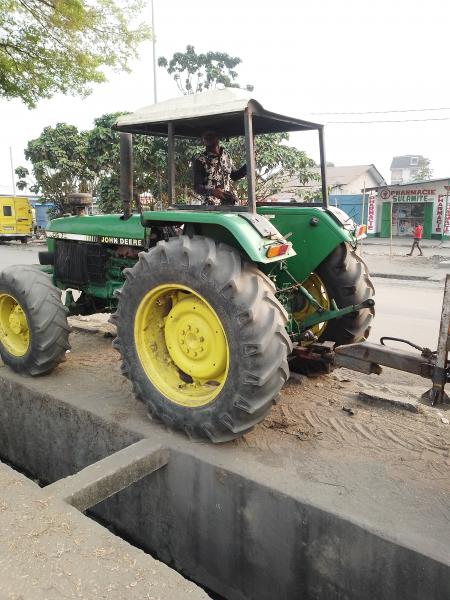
316;242;375;346
0;266;70;375
293;242;374;347
112;235;292;442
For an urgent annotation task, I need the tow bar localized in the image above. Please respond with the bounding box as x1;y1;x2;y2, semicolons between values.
293;274;450;405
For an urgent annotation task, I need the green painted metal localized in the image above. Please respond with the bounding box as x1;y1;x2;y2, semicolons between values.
423;202;433;239
46;207;350;278
44;206;354;329
141;210;296;264
257;206;353;282
300;299;373;329
59;253;136;301
47;214;145;241
381;202;391;237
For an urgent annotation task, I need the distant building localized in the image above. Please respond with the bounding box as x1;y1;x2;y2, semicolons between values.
390;155;427;184
268;164;387;226
270;164;386;202
326;164;387;195
365;177;450;239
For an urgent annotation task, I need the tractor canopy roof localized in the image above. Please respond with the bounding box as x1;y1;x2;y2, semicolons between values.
114;88;322;138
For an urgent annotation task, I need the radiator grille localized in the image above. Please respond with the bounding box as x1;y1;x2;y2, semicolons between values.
54;240;108;285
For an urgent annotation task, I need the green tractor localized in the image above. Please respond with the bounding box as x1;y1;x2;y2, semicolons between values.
0;89;374;442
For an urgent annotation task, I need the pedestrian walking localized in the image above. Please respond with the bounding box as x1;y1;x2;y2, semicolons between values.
407;223;424;256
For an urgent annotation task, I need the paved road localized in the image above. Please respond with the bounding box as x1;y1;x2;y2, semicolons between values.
0;242;42;268
0;243;446;350
370;277;445;350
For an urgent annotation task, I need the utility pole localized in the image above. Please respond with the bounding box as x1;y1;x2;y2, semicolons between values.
9;147;16;197
360;178;366;256
151;0;157;103
390;198;393;260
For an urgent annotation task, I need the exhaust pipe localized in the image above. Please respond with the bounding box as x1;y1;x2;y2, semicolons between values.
120;133;133;219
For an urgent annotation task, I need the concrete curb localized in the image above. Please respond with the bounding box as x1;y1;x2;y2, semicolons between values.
0;461;208;600
371;272;432;281
1;367;450;600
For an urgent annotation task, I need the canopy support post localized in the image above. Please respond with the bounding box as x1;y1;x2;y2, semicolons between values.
318;126;328;207
244;108;257;214
167;121;175;204
120;133;133;219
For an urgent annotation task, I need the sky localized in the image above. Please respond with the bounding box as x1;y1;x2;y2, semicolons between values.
1;0;450;194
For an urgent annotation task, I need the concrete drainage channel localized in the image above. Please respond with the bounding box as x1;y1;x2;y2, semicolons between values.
1;370;450;599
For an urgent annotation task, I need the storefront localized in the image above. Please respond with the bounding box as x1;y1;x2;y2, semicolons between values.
366;179;450;239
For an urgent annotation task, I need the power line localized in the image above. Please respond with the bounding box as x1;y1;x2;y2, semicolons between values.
326;117;450;124
312;107;450;115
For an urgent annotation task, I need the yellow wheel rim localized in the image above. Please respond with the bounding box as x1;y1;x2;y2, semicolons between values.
0;293;30;357
293;273;330;339
134;284;229;408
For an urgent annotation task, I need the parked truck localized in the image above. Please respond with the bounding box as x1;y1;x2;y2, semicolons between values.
0;196;33;243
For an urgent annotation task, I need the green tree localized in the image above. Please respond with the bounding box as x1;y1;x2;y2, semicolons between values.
16;122;94;215
86;113;169;213
158;46;317;201
16;114;170;215
224;133;316;201
158;45;253;95
1;0;150;108
412;157;433;182
15;165;31;191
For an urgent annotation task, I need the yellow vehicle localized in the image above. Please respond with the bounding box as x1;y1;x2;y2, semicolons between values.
0;196;33;243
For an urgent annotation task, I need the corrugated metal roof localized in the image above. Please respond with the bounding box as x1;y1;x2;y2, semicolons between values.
327;165;373;186
317;165;386;187
116;88;254;127
269;165;387;198
390;155;424;169
114;88;322;138
366;175;450;191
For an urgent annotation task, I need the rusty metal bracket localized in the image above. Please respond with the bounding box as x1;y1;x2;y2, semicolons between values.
290;341;336;376
334;342;433;378
293;277;449;408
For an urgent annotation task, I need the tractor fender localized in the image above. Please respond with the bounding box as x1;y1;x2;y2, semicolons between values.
257;206;355;282
141;210;296;264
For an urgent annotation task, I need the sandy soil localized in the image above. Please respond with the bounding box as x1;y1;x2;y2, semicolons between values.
63;326;450;495
240;367;450;492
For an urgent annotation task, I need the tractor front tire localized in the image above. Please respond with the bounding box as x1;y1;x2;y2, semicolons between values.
0;266;70;375
112;236;292;442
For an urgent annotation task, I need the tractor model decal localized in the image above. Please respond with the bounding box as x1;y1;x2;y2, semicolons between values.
46;231;144;247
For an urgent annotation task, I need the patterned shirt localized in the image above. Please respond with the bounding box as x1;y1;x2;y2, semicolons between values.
193;147;246;204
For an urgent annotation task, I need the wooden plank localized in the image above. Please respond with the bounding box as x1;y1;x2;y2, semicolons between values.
436;274;450;372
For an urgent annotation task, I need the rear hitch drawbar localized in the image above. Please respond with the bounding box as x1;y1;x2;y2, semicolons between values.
292;339;448;405
293;274;450;406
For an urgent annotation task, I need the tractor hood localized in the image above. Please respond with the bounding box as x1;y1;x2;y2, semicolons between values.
46;214;145;248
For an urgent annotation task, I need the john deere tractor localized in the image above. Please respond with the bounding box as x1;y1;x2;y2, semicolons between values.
0;89;374;442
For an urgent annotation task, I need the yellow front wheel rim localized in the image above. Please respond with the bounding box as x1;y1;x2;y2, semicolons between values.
134;284;229;408
0;293;30;357
293;273;330;339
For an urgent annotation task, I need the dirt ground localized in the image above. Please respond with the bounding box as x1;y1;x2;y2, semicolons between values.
242;368;450;492
65;323;450;495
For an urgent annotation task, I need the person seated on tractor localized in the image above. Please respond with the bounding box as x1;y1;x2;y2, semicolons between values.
193;130;247;205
